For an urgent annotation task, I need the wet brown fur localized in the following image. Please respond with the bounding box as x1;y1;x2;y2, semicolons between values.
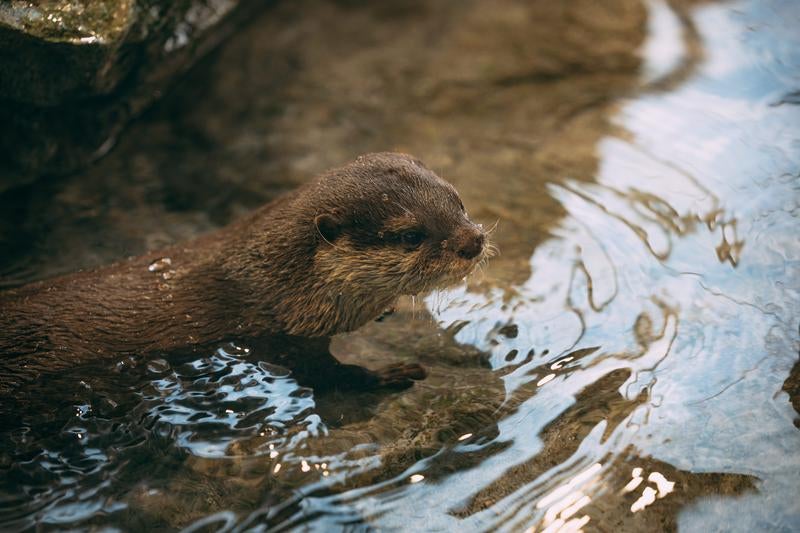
0;153;488;393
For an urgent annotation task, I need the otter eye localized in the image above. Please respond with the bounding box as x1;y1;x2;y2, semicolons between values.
401;231;426;247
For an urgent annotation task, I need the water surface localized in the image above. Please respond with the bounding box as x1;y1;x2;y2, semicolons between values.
1;0;798;531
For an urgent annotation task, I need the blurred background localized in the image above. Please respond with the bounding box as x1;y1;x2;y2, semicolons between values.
0;1;798;531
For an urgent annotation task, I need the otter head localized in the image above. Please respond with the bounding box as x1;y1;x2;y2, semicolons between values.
302;152;491;334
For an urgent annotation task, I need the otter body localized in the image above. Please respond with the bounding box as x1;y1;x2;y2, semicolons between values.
0;153;488;393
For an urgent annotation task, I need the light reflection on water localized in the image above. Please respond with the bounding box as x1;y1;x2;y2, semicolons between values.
420;1;799;530
1;0;799;531
142;344;324;458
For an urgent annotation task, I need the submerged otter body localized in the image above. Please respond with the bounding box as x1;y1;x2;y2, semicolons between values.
0;153;488;393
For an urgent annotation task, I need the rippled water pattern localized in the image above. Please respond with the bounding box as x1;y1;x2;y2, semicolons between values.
0;345;325;529
1;0;799;531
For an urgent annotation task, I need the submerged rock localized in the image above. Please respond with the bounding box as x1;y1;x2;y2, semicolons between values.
0;0;263;191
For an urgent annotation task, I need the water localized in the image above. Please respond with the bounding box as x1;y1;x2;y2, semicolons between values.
1;0;799;531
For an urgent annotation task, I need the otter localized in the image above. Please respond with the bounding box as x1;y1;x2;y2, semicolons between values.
0;153;489;394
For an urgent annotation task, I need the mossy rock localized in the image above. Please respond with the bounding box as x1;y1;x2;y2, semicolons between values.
0;0;264;191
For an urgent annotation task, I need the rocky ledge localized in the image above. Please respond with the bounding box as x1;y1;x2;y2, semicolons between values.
0;0;263;191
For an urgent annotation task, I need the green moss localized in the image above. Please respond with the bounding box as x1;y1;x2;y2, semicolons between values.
0;0;134;43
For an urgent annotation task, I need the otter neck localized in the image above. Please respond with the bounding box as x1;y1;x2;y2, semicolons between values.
205;200;396;338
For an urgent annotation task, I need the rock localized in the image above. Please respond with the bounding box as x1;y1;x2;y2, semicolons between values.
0;0;264;192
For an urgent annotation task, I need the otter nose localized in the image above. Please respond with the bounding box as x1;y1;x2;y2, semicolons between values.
456;228;485;260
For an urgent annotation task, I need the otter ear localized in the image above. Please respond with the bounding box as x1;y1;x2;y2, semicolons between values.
314;213;342;244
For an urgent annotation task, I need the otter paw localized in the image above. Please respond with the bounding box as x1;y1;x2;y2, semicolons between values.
375;363;427;389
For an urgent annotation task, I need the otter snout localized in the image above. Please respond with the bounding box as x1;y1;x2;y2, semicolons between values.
453;225;485;260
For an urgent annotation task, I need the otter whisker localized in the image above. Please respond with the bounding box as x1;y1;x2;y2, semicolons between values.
315;222;345;251
485;218;500;236
484;242;500;258
393;200;416;220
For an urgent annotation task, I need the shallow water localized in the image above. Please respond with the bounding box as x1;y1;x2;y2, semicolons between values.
1;0;799;531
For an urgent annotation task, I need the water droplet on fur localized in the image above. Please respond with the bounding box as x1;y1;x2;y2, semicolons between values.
382;193;389;202
148;257;172;272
